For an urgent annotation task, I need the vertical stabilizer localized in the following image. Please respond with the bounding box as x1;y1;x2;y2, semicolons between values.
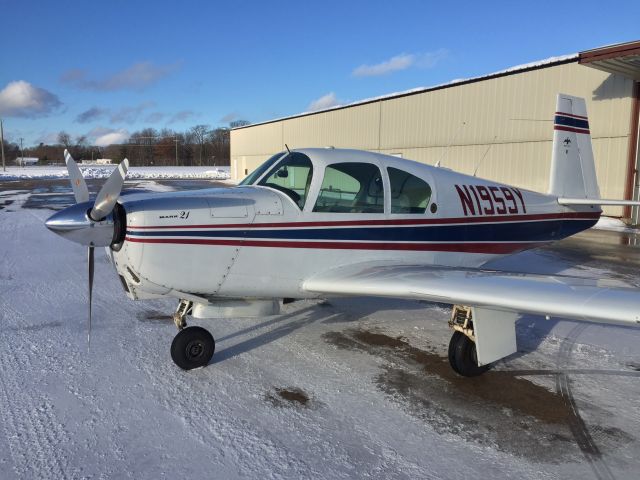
548;94;600;199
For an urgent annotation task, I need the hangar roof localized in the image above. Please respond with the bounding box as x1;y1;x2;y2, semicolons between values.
579;40;640;80
233;40;639;132
232;53;579;130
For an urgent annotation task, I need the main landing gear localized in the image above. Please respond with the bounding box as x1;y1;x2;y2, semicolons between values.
447;305;490;377
170;300;215;370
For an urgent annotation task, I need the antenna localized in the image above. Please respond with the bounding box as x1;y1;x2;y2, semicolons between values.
435;121;466;167
285;144;291;154
473;135;498;177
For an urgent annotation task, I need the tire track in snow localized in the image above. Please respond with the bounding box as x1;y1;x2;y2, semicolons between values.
0;204;71;478
0;344;70;479
556;323;615;480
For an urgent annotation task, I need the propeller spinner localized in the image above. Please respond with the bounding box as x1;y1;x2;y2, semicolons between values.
45;150;129;345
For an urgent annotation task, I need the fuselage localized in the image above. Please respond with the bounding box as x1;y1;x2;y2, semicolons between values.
109;149;601;301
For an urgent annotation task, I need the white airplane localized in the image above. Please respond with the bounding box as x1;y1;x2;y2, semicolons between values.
46;94;640;376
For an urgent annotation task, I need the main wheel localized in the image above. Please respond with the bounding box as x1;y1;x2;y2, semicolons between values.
171;326;215;370
448;331;490;377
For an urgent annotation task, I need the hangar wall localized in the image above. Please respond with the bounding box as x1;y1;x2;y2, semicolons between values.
231;60;636;217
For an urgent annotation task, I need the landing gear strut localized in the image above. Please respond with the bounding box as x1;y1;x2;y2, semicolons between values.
447;306;490;377
170;300;215;370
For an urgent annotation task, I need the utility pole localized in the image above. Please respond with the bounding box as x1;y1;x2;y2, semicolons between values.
19;137;24;168
0;119;6;172
175;136;179;166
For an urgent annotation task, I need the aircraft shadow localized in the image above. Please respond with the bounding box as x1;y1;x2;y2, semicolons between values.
213;298;424;364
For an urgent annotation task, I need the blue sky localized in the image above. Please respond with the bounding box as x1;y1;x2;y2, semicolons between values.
2;0;639;147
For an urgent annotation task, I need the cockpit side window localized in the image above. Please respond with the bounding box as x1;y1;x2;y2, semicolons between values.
387;167;432;214
257;152;313;209
313;162;384;213
239;152;285;186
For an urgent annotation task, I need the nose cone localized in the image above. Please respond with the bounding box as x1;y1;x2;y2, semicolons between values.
45;201;115;247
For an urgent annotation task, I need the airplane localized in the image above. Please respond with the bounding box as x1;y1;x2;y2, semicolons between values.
45;94;640;376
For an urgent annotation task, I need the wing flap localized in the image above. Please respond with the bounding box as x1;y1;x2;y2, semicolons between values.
303;263;640;327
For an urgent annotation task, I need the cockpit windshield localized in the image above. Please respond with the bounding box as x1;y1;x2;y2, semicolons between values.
238;152;285;186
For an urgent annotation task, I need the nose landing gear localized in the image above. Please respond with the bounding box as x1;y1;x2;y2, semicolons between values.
170;300;215;370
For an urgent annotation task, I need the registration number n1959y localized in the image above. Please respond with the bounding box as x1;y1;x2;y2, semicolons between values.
455;184;526;216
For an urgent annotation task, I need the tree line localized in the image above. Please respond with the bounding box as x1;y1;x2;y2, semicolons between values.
3;121;250;167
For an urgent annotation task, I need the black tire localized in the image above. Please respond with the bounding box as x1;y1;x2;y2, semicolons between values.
448;331;490;377
171;326;215;370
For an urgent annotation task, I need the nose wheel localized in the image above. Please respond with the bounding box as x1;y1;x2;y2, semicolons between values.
171;326;215;370
170;299;215;370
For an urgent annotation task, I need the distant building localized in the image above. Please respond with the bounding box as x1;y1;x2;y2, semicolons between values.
15;157;39;166
81;159;112;165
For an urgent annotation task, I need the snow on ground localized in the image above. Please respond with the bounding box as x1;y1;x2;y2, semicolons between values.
0;181;640;479
594;216;637;233
0;165;232;181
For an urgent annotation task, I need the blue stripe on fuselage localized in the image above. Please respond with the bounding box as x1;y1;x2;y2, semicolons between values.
127;219;597;243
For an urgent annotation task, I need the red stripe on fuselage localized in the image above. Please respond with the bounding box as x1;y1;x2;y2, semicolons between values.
128;211;600;231
124;236;540;254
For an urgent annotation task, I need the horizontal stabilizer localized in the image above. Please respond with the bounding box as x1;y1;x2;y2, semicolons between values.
558;198;640;206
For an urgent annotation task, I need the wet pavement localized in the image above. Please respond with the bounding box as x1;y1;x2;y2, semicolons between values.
323;327;635;464
0;178;227;211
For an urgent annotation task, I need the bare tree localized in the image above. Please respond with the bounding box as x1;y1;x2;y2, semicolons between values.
229;120;250;128
190;124;211;166
37;121;231;167
57;131;72;148
207;128;230;165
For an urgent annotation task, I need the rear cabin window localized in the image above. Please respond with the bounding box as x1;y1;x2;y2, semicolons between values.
258;152;313;209
313;162;384;213
387;167;432;214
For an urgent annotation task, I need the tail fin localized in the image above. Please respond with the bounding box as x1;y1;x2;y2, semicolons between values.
548;94;600;199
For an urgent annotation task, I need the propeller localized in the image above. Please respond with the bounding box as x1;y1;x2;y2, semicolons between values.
45;151;129;346
64;149;89;203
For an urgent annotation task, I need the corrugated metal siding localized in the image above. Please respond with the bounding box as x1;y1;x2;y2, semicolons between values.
283;102;380;149
231;62;634;216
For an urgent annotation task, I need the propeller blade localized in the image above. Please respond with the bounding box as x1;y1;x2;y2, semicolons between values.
88;245;94;348
90;158;129;221
64;149;89;203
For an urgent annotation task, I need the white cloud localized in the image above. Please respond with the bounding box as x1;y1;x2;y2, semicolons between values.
307;92;342;112
352;49;448;77
0;80;62;117
61;61;180;92
89;127;130;146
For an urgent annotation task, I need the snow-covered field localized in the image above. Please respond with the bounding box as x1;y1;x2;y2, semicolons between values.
1;180;640;479
0;165;232;181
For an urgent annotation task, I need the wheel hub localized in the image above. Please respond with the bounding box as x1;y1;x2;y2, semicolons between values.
186;340;204;358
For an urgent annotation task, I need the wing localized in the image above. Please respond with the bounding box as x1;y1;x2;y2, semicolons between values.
303;262;640;327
